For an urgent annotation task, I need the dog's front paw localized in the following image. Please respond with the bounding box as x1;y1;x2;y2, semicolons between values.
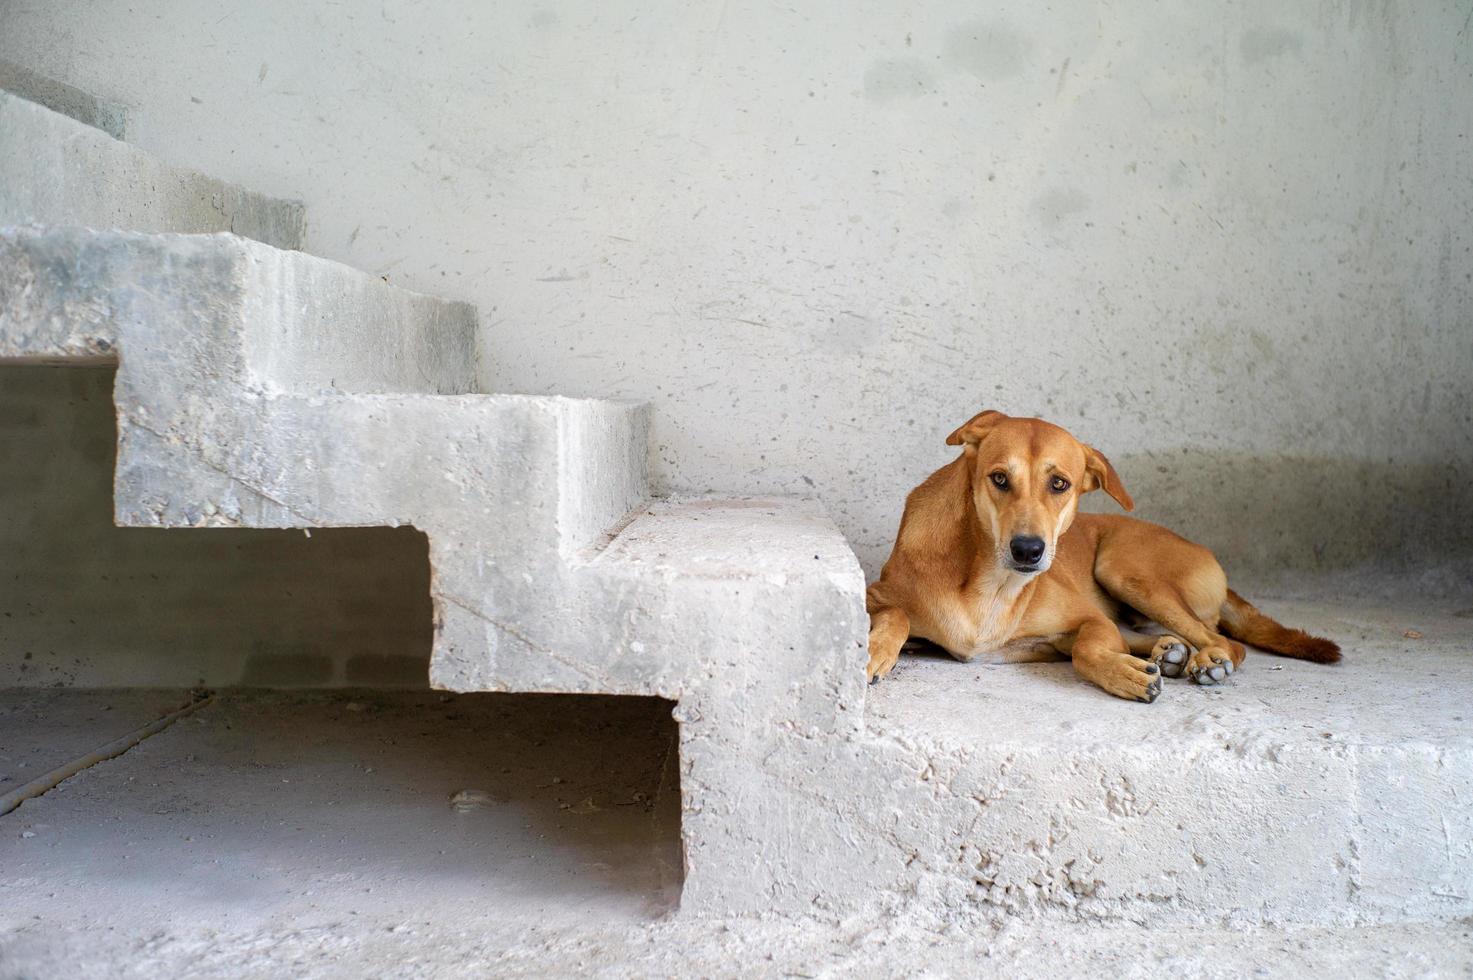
866;647;901;684
1095;652;1163;703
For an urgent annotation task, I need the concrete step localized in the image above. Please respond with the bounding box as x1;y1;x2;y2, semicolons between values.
855;596;1473;926
0;89;303;248
0;225;870;915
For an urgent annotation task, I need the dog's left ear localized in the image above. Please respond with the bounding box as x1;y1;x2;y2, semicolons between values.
1083;445;1134;511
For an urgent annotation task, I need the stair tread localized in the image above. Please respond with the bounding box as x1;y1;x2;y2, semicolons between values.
592;496;863;587
869;598;1472;749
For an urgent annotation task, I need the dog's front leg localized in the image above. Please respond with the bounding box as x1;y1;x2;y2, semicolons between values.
1061;618;1163;703
865;605;910;683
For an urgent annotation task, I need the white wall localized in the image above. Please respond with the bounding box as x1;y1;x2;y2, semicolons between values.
3;0;1469;579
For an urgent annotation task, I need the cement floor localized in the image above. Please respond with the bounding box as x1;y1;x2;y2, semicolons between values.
1;689;682;975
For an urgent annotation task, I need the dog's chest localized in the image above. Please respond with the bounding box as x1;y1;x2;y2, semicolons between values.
933;580;1032;658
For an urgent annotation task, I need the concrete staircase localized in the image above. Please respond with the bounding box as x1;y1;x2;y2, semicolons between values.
2;83;1469;931
0;88;868;915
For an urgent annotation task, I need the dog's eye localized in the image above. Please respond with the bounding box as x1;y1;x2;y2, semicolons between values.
1050;476;1070;493
990;472;1009;490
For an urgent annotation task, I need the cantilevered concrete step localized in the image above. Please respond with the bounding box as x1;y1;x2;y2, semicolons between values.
857;597;1473;926
0;89;303;248
0;228;640;540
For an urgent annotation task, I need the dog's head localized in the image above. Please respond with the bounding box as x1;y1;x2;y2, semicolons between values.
946;410;1133;575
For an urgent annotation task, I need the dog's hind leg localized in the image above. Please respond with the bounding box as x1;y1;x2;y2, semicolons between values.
866;605;910;683
1095;540;1245;686
1140;600;1246;685
1106;584;1244;685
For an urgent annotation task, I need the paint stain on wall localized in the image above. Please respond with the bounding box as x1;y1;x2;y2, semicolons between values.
944;20;1030;81
1030;187;1090;230
863;58;937;102
1239;28;1303;64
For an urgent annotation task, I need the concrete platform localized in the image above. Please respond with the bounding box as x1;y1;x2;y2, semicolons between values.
857;596;1473;926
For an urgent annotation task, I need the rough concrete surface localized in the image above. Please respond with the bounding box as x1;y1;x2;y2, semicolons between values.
2;54;1470;950
858;597;1473;926
0;226;869;915
2;0;1467;579
0;689;191;779
4;225;1472;925
4;919;1471;980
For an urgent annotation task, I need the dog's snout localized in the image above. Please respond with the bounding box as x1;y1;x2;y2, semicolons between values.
1009;535;1046;567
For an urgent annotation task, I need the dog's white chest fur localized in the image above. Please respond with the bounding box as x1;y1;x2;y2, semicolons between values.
933;572;1034;660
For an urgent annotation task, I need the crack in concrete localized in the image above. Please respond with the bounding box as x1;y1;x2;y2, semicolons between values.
121;415;320;526
437;591;613;689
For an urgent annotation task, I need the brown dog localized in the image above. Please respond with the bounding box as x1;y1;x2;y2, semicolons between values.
865;410;1340;701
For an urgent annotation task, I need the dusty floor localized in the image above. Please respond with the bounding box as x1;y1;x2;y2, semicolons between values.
1;689;683;976
3;591;1473;977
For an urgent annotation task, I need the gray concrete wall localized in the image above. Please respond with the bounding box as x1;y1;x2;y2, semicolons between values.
0;365;432;688
1;0;1469;580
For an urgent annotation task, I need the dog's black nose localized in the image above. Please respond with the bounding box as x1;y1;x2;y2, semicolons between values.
1009;535;1046;566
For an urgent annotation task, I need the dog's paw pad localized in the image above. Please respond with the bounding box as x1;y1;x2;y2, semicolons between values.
1151;638;1190;678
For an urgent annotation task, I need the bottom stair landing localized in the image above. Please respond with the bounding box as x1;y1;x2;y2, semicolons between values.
860;595;1473;926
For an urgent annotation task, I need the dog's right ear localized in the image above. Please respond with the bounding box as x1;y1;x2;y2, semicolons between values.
945;410;1006;447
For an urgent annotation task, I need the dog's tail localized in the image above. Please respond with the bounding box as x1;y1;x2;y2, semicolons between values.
1218;589;1341;663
